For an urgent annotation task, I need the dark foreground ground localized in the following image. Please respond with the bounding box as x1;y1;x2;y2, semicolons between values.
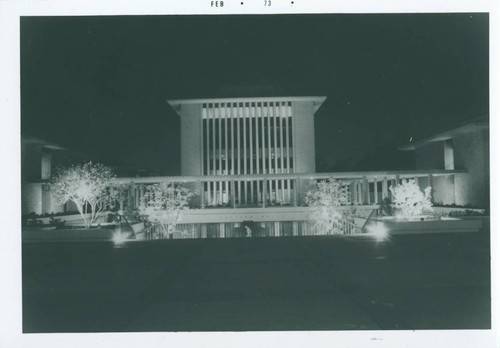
22;230;491;332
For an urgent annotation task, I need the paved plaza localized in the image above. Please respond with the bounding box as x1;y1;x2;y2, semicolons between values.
22;230;491;332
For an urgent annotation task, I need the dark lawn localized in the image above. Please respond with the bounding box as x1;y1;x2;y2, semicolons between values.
22;230;491;332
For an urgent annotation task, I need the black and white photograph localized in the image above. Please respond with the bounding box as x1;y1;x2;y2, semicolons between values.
0;1;498;347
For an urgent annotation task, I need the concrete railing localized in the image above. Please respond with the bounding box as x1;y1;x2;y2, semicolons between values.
110;169;463;211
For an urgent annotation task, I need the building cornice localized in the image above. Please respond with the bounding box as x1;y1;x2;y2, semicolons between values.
168;96;327;115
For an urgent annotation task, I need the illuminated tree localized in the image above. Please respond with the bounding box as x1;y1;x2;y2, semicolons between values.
138;182;193;238
390;179;433;221
304;178;351;234
50;162;117;229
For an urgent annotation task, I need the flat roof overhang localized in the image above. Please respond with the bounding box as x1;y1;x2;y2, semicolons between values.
168;96;327;115
21;135;65;150
399;122;488;151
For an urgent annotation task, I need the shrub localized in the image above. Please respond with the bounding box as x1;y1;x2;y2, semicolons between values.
139;182;193;237
448;209;486;217
304;178;351;234
389;179;433;221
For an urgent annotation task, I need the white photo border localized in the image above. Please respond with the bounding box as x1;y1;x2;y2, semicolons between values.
0;1;498;347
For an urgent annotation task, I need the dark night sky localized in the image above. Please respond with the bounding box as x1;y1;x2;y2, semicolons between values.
20;14;489;175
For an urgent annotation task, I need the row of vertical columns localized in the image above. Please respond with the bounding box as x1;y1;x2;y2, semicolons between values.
202;101;293;206
136;175;430;210
199;178;295;208
350;178;384;205
129;174;433;210
123;183;159;209
348;176;434;205
126;183;143;209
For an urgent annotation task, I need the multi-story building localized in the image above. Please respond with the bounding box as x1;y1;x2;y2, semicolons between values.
22;95;488;237
399;118;489;208
169;96;326;207
21;136;68;215
21;135;151;215
111;96;484;238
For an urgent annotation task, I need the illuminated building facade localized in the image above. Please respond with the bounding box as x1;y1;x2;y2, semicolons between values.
168;96;326;207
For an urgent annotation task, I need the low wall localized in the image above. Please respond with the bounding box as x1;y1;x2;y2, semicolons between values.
22;227;117;242
378;218;483;235
177;205;377;224
431;207;485;214
34;212;111;226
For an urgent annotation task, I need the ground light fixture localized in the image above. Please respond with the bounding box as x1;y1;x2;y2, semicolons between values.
112;231;129;246
366;222;389;241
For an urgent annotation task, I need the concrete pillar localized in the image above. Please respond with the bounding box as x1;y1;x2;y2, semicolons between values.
243;104;247;176
224;104;229;176
243;180;248;206
257;179;262;204
219;181;223;205
139;184;145;207
199;181;205;209
262;179;267;208
40;152;52;180
279;105;285;175
292;221;298;236
382;177;388;200
201;224;207;238
127;184;133;209
212;106;216;178
250;180;254;205
293;178;298;206
220;223;225;238
292;101;316;174
428;174;433;201
207;180;212;206
179;103;203;176
357;181;363;205
391;179;396;202
213;180;218;205
274;221;280;237
255;104;260;174
135;185;140;207
363;176;369;204
352;181;358;205
287;179;291;204
273;103;279;176
267;103;272;175
374;178;379;204
231;180;236;208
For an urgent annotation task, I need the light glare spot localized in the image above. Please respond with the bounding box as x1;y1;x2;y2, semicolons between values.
366;222;389;241
112;231;128;246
